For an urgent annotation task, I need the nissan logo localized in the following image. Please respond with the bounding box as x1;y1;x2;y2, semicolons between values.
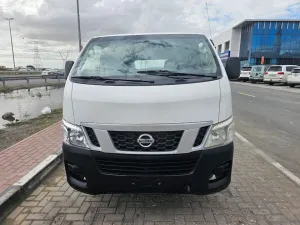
137;134;155;148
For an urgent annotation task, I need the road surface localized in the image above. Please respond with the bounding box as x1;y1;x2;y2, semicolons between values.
231;82;300;178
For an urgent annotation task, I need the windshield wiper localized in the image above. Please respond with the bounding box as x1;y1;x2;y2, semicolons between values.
72;76;154;83
137;70;218;79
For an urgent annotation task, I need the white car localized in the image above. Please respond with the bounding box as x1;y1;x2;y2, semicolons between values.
41;69;52;76
61;33;240;195
238;67;252;82
18;68;28;72
287;67;300;88
264;65;298;85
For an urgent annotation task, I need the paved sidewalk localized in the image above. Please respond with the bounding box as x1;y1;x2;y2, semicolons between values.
0;122;62;194
3;137;300;225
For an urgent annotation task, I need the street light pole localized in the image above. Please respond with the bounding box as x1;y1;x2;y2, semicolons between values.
4;18;16;70
76;0;82;52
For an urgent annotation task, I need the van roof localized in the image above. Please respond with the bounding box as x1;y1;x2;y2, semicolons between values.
90;33;206;39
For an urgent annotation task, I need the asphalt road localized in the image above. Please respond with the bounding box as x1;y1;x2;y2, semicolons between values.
231;82;300;178
0;78;65;87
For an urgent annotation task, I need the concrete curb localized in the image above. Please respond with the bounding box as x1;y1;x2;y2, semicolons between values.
0;149;63;222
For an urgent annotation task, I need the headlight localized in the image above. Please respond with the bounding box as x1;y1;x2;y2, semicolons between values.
204;117;234;149
62;120;89;149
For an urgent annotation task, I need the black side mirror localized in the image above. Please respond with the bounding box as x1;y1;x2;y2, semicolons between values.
225;57;240;80
65;61;74;79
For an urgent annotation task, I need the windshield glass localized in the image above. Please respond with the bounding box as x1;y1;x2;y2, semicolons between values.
252;66;262;72
292;68;300;73
268;66;282;72
71;34;221;79
241;67;251;71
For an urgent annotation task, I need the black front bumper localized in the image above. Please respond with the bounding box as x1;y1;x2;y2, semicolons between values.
63;143;234;195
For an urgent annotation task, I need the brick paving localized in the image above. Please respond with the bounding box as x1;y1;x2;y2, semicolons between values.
0;122;62;194
3;137;300;225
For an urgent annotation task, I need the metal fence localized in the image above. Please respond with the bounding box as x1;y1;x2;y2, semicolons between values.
0;75;64;87
0;71;41;75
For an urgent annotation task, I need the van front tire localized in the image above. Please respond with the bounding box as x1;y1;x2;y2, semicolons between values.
289;84;295;88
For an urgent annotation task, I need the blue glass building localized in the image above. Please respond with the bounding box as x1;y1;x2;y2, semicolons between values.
213;20;300;66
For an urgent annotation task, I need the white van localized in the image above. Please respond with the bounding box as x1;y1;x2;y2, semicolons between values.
62;33;239;195
264;65;298;85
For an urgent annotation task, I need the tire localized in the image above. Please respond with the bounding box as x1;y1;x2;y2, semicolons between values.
242;80;246;82
251;80;256;84
289;84;295;88
269;82;274;85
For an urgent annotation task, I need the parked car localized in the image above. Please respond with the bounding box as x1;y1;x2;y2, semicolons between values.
287;67;300;88
238;67;252;82
62;33;240;195
41;69;52;76
249;65;270;83
264;65;298;85
18;68;28;72
49;69;64;76
56;70;65;76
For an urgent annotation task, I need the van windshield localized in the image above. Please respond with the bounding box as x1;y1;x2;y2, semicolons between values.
71;34;221;83
252;66;262;72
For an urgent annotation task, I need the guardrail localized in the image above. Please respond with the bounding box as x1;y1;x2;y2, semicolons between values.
0;75;64;87
0;71;41;75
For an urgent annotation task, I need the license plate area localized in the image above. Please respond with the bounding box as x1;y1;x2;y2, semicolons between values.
132;177;163;188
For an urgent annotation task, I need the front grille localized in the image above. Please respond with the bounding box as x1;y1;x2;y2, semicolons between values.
84;127;100;147
95;154;199;175
108;131;183;152
193;126;209;147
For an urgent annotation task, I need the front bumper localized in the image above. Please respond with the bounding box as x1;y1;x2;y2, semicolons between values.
238;77;249;81
250;77;263;81
63;142;234;195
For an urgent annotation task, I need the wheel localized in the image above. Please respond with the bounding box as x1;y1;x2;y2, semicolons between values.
289;84;295;88
251;80;256;84
242;80;246;82
269;82;274;85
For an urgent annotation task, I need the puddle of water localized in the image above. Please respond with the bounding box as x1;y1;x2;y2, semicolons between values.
0;86;64;129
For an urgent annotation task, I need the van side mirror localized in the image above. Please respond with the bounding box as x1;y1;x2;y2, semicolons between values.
65;61;74;78
225;57;240;80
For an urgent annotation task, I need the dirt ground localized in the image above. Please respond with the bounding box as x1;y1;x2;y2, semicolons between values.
0;109;62;151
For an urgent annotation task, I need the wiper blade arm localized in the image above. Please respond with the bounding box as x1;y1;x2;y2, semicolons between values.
137;70;218;79
73;76;154;83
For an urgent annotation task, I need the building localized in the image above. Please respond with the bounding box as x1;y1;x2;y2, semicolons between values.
213;19;300;67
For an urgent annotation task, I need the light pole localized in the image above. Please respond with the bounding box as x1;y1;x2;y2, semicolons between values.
4;18;16;70
76;0;82;52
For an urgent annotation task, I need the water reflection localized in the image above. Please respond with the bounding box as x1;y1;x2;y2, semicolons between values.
0;86;64;129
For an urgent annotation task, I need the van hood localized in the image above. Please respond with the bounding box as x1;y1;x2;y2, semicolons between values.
68;80;221;125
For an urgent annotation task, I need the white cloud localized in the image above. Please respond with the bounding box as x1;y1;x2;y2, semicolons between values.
0;0;299;68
